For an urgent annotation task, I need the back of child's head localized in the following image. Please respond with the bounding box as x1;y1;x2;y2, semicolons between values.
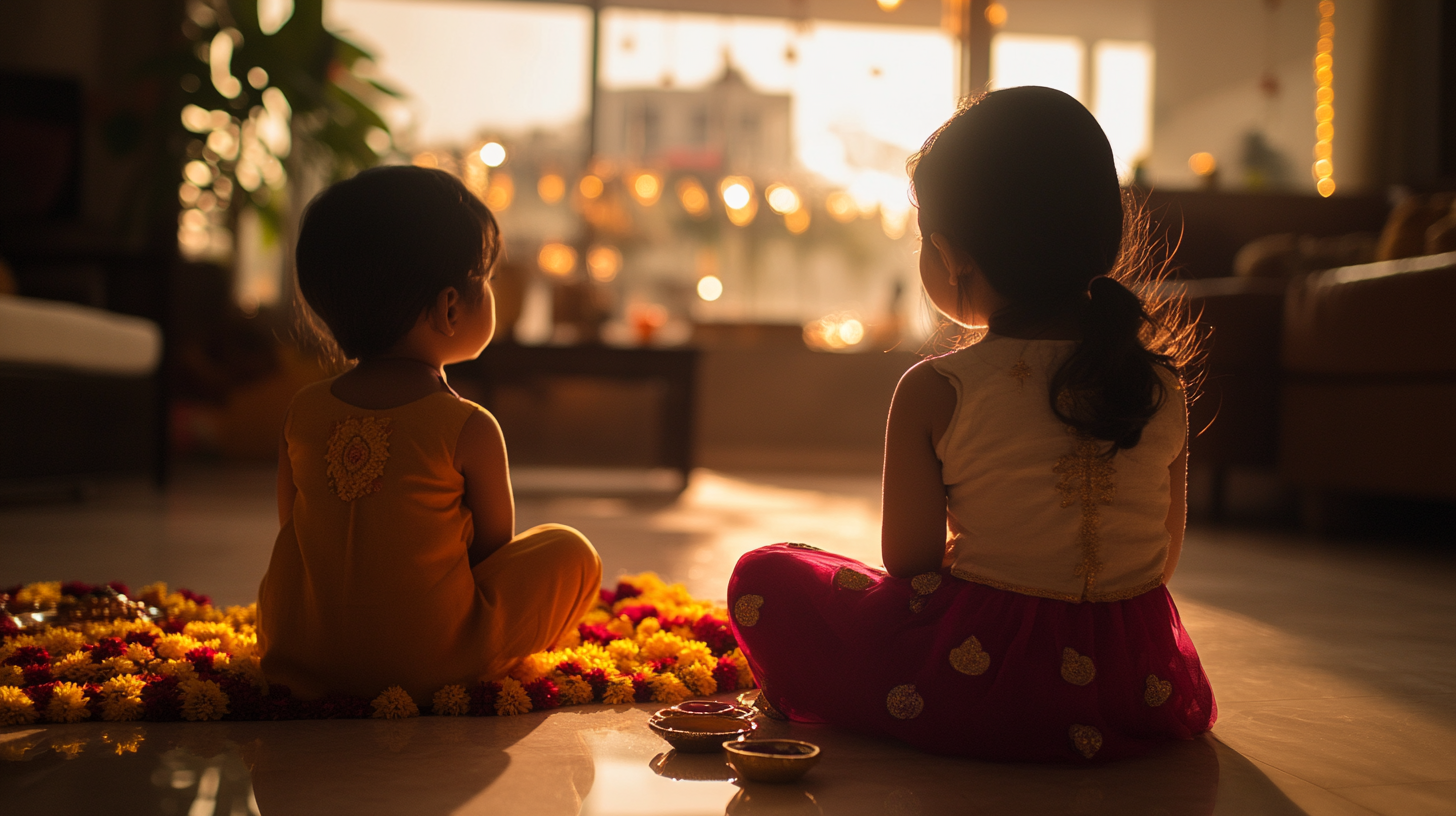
295;165;500;360
911;86;1188;451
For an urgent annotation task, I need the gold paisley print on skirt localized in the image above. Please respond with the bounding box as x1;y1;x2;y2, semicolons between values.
949;636;991;675
1069;724;1103;758
886;684;924;720
1060;647;1096;686
911;572;942;595
733;594;764;627
1144;674;1172;707
325;417;392;501
833;567;874;591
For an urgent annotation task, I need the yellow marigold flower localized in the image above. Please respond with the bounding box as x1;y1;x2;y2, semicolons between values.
0;665;24;687
226;654;268;692
510;651;560;684
155;633;201;660
227;631;258;659
582;608;612;625
39;628;86;658
98;657;137;679
101;674;146;700
557;627;582;649
370;685;419;719
124;643;155;663
734;655;755;689
558;676;593;706
225;604;257;628
607;639;640;672
676;663;718;697
640;631;689;662
676;641;712;668
566;643;615;673
649;673;691;705
0;686;38;726
605;615;635;639
180;678;229;721
100;692;144;723
157;660;197;681
137;582;168;605
53;651;99;682
635;617;662;639
602;676;636;705
432;685;469;716
16;581;62;608
494;678;531;716
46;682;91;723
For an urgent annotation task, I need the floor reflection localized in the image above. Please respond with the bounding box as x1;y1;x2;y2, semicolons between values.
2;707;1319;815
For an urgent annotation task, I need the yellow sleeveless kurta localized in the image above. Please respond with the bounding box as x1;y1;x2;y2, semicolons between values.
257;379;601;703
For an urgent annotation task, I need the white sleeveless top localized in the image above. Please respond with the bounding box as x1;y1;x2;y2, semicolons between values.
932;335;1185;603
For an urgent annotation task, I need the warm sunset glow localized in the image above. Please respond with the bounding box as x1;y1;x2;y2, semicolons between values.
479;141;506;167
538;242;577;276
677;177;709;217
538;173;566;203
1188;152;1217;177
586;245;622;282
579;174;604;199
696;275;723;302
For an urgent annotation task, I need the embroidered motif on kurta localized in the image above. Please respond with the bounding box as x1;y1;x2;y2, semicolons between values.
1053;433;1116;597
325;417;392;502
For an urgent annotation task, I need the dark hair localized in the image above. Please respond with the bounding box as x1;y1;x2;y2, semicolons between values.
294;165;500;360
909;86;1194;451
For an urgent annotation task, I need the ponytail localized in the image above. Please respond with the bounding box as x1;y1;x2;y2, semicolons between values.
1049;276;1172;451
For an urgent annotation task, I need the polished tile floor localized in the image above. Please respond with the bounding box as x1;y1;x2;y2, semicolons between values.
2;466;1453;816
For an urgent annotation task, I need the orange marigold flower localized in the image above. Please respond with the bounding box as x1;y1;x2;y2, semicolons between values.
0;686;37;726
46;682;92;723
432;685;469;716
370;685;419;719
179;678;229;721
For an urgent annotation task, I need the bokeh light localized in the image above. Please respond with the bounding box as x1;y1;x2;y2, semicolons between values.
765;183;801;215
985;3;1008;27
826;191;857;223
630;171;662;206
720;178;752;210
696;275;723;302
538;173;566;203
485;173;514;211
586;245;622;282
538;242;577;276
784;207;811;235
579;174;604;199
1312;2;1336;197
1188;152;1217;177
184;161;214;187
677;177;709;217
479;141;506;167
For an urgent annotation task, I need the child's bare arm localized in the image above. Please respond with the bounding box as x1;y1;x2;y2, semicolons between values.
277;430;295;527
881;360;957;578
456;409;515;566
1162;390;1189;583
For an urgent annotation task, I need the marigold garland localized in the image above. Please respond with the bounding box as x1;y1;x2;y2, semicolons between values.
0;573;754;725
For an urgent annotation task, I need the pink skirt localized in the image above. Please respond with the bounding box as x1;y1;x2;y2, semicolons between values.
728;544;1216;762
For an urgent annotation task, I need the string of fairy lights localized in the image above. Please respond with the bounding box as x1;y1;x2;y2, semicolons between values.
1312;1;1336;197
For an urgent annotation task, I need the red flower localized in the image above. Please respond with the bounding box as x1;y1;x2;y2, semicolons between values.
524;678;559;710
614;581;642;602
124;632;158;649
177;589;212;607
468;682;501;716
142;675;182;721
713;657;740;693
598;588;616;607
159;619;186;634
0;616;18;640
25;681;57;710
629;673;653;703
580;669;610;700
107;581;132;597
647;656;677;673
618;605;658;625
185;647;219;670
90;638;126;660
555;661;583;676
692;615;737;656
60;581;95;597
22;664;52;687
5;645;49;667
577;623;618;645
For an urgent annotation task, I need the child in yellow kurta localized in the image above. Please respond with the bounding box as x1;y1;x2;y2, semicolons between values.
257;166;601;704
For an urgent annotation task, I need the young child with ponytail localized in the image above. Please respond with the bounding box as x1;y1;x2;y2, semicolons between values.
728;87;1214;762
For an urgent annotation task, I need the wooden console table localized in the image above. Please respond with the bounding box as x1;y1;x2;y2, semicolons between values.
447;345;700;483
